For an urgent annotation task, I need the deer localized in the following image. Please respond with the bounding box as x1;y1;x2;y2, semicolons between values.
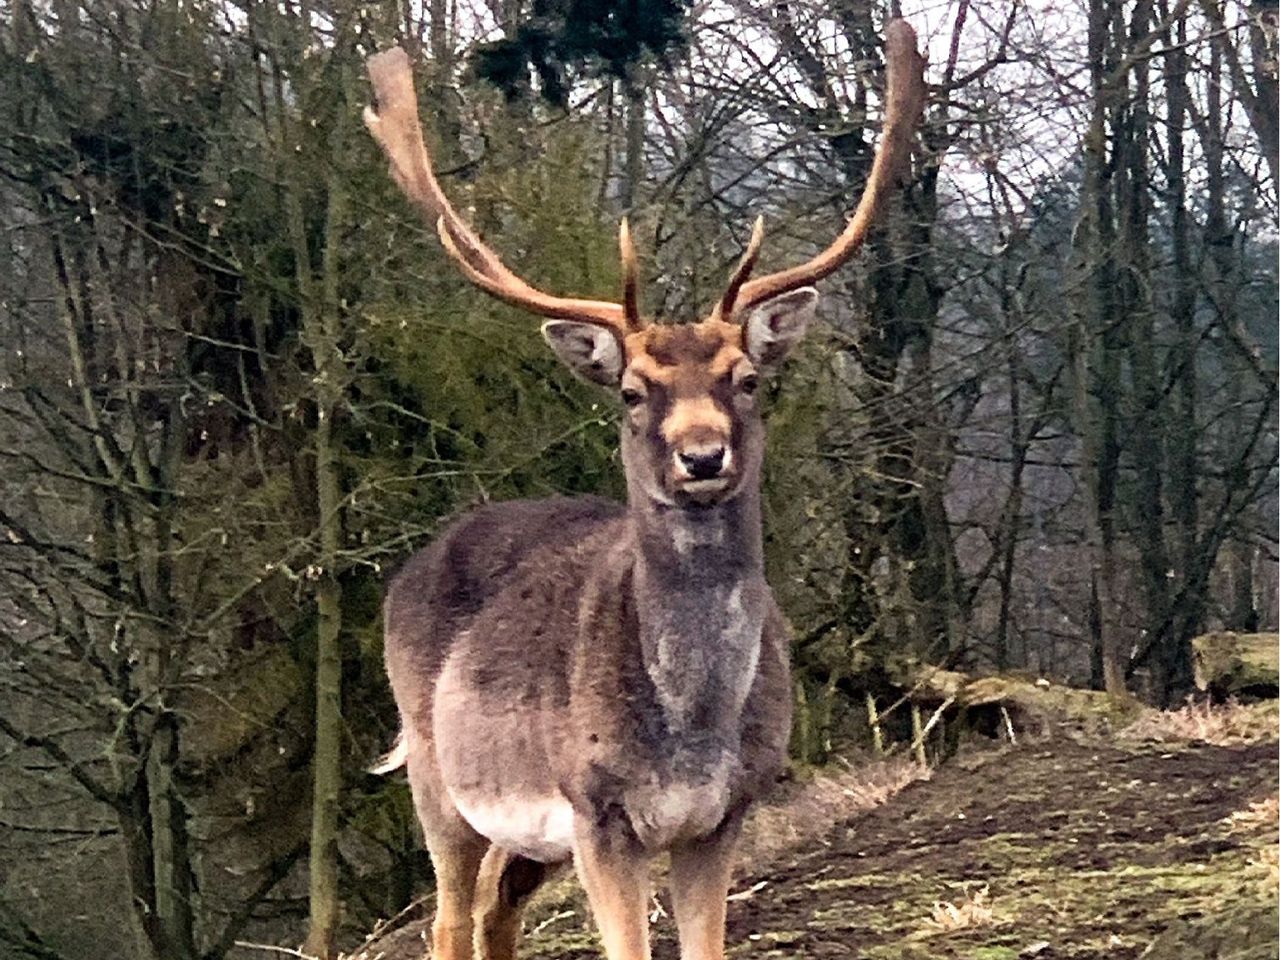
363;20;925;960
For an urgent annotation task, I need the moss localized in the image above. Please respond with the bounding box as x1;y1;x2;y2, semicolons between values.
1192;631;1280;694
804;872;922;891
388;739;1278;960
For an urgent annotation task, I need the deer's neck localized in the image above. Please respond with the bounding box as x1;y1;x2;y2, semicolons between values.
628;490;766;737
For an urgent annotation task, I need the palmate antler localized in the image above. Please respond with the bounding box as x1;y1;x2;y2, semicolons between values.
363;20;926;333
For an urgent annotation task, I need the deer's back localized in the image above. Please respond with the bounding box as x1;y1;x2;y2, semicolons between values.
382;496;625;711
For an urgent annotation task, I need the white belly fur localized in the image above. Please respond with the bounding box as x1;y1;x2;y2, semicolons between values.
452;793;576;863
450;778;730;860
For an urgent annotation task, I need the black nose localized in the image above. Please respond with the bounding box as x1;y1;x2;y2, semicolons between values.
678;447;725;480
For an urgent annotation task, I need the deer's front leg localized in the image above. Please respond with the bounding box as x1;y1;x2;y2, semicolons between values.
668;810;745;960
573;824;652;960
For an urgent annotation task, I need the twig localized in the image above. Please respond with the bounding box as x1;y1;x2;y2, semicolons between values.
911;697;956;765
866;692;885;755
529;910;575;936
910;703;926;766
727;880;770;901
648;893;668;924
233;944;320;960
1000;704;1017;745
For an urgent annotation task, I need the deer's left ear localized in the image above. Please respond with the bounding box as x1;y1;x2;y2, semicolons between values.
742;287;819;369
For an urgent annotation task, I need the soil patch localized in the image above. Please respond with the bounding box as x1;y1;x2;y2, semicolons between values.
363;737;1278;959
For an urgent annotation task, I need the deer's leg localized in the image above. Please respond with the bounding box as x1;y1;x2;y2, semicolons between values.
667;811;745;960
472;847;561;960
421;826;488;960
406;751;488;960
573;828;652;960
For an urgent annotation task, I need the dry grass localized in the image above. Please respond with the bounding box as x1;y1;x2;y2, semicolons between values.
1220;793;1280;899
1252;844;1279;893
928;885;995;931
736;754;930;866
1223;794;1279;836
1120;697;1278;745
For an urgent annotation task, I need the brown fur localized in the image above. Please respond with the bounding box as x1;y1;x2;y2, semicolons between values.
381;316;798;960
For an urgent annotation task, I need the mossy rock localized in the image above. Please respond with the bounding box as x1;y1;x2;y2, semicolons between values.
887;663;1142;739
1192;632;1279;699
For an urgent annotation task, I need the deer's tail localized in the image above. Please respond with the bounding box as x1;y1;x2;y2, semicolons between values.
369;730;407;775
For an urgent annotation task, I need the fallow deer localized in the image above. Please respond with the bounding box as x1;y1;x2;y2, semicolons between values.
365;21;925;960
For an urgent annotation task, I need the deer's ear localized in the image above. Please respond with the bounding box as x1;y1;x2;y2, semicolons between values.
541;321;624;386
742;288;818;369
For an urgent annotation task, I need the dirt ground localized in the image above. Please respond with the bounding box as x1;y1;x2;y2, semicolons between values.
362;733;1279;960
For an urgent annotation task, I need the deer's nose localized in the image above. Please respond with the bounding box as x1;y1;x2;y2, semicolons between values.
677;446;726;480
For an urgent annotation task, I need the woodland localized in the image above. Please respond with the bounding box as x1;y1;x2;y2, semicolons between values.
0;0;1275;958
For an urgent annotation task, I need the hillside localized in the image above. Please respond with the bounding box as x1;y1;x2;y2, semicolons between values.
354;712;1278;960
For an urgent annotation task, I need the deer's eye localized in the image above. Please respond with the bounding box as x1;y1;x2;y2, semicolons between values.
621;388;645;408
737;372;760;396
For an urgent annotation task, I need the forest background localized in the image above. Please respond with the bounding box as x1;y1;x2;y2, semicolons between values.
0;0;1275;957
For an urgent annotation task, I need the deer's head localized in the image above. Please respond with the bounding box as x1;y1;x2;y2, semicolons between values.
364;23;925;508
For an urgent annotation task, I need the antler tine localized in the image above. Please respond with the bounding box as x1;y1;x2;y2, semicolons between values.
731;20;927;315
619;218;643;332
364;48;630;331
714;215;765;322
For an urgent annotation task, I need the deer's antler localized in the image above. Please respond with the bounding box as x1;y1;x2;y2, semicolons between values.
717;19;928;321
363;48;642;334
366;19;924;334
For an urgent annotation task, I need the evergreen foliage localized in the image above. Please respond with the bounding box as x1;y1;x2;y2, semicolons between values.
473;0;690;103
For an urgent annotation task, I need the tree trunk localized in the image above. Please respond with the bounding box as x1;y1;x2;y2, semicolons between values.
287;76;352;960
118;777;166;960
1204;28;1259;641
620;75;646;211
1074;0;1126;697
300;174;350;960
49;195;200;960
994;307;1027;672
1197;0;1279;183
149;712;196;960
304;428;345;960
1226;542;1261;631
1164;3;1200;640
1121;0;1180;700
425;0;463;165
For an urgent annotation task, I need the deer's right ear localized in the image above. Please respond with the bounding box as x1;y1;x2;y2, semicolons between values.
541;321;624;386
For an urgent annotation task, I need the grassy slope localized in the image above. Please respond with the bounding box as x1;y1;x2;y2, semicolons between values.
358;713;1278;960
